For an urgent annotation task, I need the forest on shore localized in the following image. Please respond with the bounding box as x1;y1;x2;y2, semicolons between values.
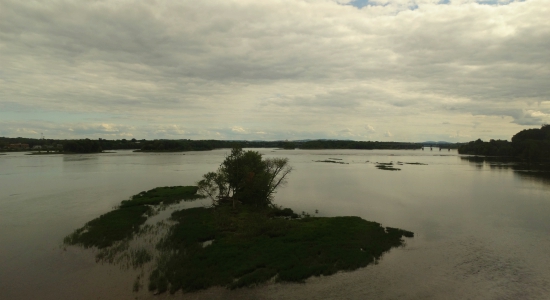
1;137;423;153
458;125;550;161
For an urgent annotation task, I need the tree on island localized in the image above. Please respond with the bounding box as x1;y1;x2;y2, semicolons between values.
198;147;292;208
65;146;415;294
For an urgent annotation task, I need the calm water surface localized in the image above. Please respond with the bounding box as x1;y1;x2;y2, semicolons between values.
1;149;549;299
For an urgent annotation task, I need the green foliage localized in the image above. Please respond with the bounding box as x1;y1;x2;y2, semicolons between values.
64;186;414;294
282;142;296;149
120;186;201;208
197;147;292;208
376;163;401;171
458;139;514;156
64;186;201;249
148;206;414;294
63;139;103;153
315;160;348;164
299;140;421;150
512;125;550;143
458;125;550;161
1;136;426;152
140;140;215;152
64;205;150;249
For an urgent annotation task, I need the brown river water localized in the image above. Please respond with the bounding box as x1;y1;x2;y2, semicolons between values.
1;149;549;299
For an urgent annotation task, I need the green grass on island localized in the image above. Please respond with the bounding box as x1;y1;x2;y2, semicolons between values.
64;186;203;249
151;205;413;293
64;186;414;294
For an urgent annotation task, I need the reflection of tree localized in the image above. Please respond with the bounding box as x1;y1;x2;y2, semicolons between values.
460;156;550;186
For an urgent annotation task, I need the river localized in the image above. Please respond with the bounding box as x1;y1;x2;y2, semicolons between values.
1;149;549;299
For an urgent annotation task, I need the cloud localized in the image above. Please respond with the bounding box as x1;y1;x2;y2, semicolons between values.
152;125;186;137
512;110;549;126
449;130;470;138
231;126;247;134
384;131;393;137
0;0;548;142
365;125;376;132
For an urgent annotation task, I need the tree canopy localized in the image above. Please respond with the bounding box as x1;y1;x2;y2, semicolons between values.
64;139;103;153
198;148;292;208
458;125;550;161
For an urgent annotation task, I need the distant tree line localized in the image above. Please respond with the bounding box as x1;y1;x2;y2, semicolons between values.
0;137;48;150
139;139;423;151
2;137;424;153
298;140;422;150
140;140;217;151
98;138;142;150
139;140;308;151
458;125;550;161
63;139;103;153
0;137;142;153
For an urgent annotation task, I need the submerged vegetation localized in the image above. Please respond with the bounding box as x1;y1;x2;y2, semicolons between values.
64;186;203;249
64;147;414;294
315;159;348;164
375;163;401;171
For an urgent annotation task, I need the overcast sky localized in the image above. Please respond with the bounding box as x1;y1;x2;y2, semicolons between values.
1;0;549;142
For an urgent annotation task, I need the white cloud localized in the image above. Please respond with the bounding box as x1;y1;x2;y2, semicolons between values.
0;0;548;141
231;126;247;134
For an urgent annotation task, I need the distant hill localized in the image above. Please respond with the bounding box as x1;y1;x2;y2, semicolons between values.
292;139;354;142
422;141;453;145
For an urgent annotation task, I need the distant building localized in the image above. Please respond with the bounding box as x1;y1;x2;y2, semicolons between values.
32;145;42;150
9;143;29;150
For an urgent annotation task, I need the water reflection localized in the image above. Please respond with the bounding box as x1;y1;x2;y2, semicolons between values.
460;156;550;186
1;151;550;300
63;155;99;162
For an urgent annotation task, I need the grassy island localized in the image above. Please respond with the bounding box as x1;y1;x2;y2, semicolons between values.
64;148;414;294
65;186;413;294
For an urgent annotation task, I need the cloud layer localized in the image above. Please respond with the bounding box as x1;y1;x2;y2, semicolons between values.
1;0;549;141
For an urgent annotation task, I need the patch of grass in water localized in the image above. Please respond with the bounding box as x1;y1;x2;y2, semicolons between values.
130;248;153;268
375;163;401;171
64;206;150;249
120;186;203;208
148;205;413;294
64;186;202;249
314;160;348;164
